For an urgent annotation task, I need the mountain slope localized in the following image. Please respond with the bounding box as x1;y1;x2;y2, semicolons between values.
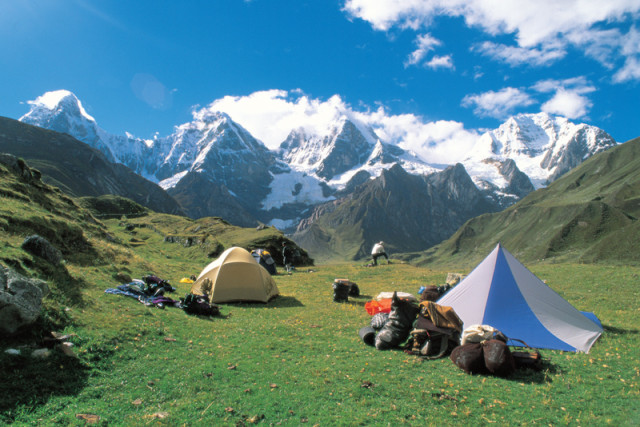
292;163;500;262
0;117;185;216
416;136;640;268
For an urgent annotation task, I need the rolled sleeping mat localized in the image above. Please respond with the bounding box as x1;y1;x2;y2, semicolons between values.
359;326;376;346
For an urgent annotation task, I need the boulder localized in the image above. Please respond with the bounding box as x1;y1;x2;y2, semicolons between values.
21;235;63;265
0;266;50;336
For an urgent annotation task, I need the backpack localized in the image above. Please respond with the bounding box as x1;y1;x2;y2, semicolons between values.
181;293;220;316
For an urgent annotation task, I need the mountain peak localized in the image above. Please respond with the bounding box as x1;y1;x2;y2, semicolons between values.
22;90;95;123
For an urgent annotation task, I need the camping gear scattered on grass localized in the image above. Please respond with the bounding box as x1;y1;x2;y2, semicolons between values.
370;312;389;330
359;326;376;346
181;293;220;317
332;279;359;302
461;324;508;346
376;291;417;302
251;249;277;275
482;339;516;377
365;299;392;315
105;277;181;309
142;275;176;296
191;247;279;303
450;326;545;376
374;292;420;350
418;284;451;302
404;301;463;359
437;243;603;353
332;280;350;302
509;339;543;371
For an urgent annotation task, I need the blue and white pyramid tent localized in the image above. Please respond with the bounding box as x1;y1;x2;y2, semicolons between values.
438;244;603;353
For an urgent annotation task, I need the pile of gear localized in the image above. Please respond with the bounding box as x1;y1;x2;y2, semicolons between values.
359;292;463;360
105;274;219;317
332;279;360;302
358;290;545;376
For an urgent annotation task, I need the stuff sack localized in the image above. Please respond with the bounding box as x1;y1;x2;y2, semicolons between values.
332;280;350;302
450;343;487;374
374;292;419;350
419;284;451;302
419;286;440;302
461;324;507;345
335;279;359;297
483;339;516;377
365;299;392;315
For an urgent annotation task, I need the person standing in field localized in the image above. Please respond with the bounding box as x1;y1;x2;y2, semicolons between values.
282;241;292;273
371;241;390;266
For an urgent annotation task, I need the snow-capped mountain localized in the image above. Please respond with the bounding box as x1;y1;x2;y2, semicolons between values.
279;118;436;184
464;113;617;190
19;90;617;230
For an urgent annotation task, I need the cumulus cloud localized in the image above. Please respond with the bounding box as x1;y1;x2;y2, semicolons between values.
426;55;454;70
531;76;595;119
461;87;535;119
343;0;640;80
196;90;479;164
540;90;593;119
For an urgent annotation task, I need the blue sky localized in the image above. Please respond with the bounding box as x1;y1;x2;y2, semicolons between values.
1;0;639;160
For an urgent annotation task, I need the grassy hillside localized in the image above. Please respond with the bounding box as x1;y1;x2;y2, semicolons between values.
0;116;185;216
408;137;640;269
0;154;638;425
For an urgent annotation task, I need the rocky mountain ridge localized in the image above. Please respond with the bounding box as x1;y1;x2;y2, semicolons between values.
17;90;619;259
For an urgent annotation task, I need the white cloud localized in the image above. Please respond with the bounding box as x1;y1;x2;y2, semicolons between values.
531;76;595;119
200;90;347;149
540;89;593;119
343;0;640;79
357;108;480;164
461;87;535;119
474;41;566;67
613;26;640;82
404;33;442;67
531;76;595;94
426;54;454;70
196;90;479;164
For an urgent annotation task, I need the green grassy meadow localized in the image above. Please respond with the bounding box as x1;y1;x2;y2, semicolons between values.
1;235;638;425
1;160;639;425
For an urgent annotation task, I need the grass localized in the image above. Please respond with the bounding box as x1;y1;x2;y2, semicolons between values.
1;159;639;425
1;255;638;425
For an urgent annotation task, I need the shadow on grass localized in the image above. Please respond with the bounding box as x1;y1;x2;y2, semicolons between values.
603;324;639;335
221;295;304;309
346;296;373;308
268;295;304;308
0;351;89;423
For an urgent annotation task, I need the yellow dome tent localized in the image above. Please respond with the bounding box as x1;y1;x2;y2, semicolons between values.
190;247;279;303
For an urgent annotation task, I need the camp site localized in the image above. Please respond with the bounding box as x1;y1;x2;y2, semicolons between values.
0;148;638;426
